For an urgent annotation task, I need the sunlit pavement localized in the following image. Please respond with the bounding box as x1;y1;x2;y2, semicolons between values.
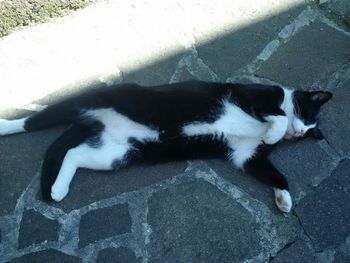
1;0;350;262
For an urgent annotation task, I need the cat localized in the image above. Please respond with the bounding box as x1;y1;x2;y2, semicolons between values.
0;80;332;212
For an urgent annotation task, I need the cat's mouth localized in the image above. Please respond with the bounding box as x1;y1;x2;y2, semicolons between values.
292;131;305;137
284;132;303;140
284;127;323;140
284;120;310;140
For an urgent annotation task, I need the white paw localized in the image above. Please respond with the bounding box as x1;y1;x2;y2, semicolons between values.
274;189;292;213
51;183;69;202
263;130;284;144
263;116;288;144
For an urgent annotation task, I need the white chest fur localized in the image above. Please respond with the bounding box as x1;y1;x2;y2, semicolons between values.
182;100;268;141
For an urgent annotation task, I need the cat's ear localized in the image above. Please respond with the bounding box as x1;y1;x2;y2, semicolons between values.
310;91;332;105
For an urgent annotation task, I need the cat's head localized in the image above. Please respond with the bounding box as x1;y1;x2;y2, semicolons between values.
285;90;332;140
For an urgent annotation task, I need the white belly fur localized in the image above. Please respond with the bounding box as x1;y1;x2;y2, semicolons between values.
182;101;268;142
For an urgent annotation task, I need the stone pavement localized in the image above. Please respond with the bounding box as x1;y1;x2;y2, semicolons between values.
0;0;350;262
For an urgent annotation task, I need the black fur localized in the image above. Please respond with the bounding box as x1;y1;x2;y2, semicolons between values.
40;123;103;200
21;80;330;201
293;90;332;125
128;135;229;164
25;81;285;134
244;145;289;190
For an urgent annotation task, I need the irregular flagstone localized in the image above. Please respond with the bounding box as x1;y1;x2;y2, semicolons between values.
147;179;260;262
0;0;194;108
0;0;349;262
319;79;350;156
270;139;336;202
335;249;350;262
0;128;63;216
191;1;306;80
50;161;187;212
10;249;81;263
206;138;335;209
18;209;59;249
295;159;350;251
171;66;198;83
170;52;219;83
96;247;138;263
122;52;183;86
334;237;350;262
147;178;300;262
256;19;350;88
0;109;32;120
79;204;132;248
205;159;277;211
271;240;315;262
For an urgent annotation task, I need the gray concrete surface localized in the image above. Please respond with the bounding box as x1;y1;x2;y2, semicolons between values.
0;0;350;262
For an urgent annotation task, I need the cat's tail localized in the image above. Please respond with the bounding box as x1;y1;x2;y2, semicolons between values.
0;100;79;136
41;124;91;201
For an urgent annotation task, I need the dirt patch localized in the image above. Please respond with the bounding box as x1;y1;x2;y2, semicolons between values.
0;0;94;38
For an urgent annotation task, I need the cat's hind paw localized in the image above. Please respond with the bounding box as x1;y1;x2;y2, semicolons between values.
274;189;292;213
51;183;69;202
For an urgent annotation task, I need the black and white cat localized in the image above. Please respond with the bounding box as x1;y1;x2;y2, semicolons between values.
0;81;332;212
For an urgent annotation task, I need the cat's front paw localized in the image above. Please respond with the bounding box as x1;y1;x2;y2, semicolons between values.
263;116;288;144
263;130;285;144
274;189;292;213
51;183;69;202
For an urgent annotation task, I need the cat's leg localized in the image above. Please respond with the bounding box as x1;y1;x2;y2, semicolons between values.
229;139;291;212
228;138;261;169
263;115;288;145
51;139;130;201
244;153;292;213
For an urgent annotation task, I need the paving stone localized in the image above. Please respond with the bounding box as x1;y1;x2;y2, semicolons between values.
0;128;63;216
210;159;281;212
315;249;337;262
51;161;187;212
319;79;350;156
271;240;315;263
335;237;350;261
335;250;350;262
207;138;335;209
194;4;305;80
18;209;59;249
295;159;350;251
96;247;138;263
35;79;107;107
205;159;277;211
257;20;350;88
0;109;33;120
323;0;350;24
147;178;261;262
270;139;336;201
147;177;300;262
122;52;183;86
79;204;132;248
172;66;199;82
10;249;81;263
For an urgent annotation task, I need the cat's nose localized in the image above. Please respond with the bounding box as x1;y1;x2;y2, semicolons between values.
300;129;305;134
